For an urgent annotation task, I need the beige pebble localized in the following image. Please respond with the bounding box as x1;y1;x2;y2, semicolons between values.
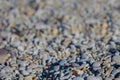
71;26;78;32
9;21;16;28
57;51;62;59
25;74;36;80
65;52;70;58
52;28;59;35
34;67;43;72
76;66;85;70
19;74;24;80
0;49;10;63
63;39;71;46
34;77;39;80
70;52;77;58
101;22;108;36
12;66;17;71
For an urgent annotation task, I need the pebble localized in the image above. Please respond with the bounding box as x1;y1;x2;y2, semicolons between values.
59;59;67;66
72;77;84;80
93;62;101;67
24;74;36;80
0;49;10;63
112;55;120;64
54;65;60;71
92;62;101;70
86;76;99;80
104;78;112;80
17;60;26;67
21;70;30;76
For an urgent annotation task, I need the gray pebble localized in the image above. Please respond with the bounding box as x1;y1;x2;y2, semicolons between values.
54;65;60;71
93;62;100;67
86;76;99;80
17;60;26;67
72;77;84;80
104;78;112;80
21;70;30;76
59;59;67;66
112;55;120;64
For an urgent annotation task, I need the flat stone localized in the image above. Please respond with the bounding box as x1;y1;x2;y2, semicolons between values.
104;78;113;80
54;65;60;71
0;49;10;63
112;55;120;64
92;62;101;69
59;59;67;66
86;76;99;80
21;70;30;76
73;77;84;80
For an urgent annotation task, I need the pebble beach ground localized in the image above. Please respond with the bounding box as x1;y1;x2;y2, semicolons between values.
0;0;120;80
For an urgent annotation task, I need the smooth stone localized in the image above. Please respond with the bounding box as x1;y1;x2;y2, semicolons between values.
17;60;26;67
112;55;120;64
68;58;76;63
93;62;101;67
71;63;79;67
72;77;84;80
0;49;10;63
54;71;60;75
104;78;112;80
93;67;101;71
59;59;67;66
21;70;30;76
17;46;24;51
86;76;99;80
54;65;60;71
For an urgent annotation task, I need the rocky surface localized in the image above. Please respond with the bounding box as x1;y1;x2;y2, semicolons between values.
0;0;120;80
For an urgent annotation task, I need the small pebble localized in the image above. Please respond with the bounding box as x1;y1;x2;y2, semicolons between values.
86;76;99;80
21;70;30;76
72;77;84;80
54;65;60;71
112;55;120;64
59;59;67;66
0;49;10;63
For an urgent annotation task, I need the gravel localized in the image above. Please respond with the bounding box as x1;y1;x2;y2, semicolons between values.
0;0;120;79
